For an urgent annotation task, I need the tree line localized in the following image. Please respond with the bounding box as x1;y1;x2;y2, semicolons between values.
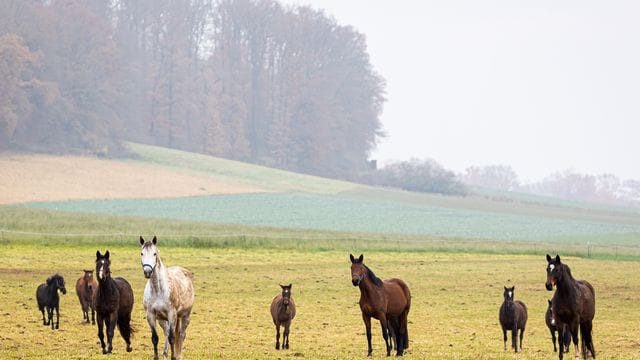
0;0;385;178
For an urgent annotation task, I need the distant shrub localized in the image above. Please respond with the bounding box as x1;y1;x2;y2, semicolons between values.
374;158;468;196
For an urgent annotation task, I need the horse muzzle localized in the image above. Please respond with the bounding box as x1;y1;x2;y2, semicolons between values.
142;264;154;278
545;281;553;291
352;275;362;286
60;288;67;295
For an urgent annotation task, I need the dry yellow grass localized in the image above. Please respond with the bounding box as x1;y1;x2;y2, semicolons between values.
0;245;638;359
0;154;264;204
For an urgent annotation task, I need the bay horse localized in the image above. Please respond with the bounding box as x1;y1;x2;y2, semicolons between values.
545;254;596;359
270;284;296;350
36;274;67;330
95;250;134;354
498;286;527;352
76;269;97;324
546;299;571;353
140;236;195;360
350;254;411;356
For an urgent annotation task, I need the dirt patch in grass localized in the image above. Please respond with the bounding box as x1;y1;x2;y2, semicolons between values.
0;154;265;204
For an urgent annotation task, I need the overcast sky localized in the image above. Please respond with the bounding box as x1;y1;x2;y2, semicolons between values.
283;0;640;182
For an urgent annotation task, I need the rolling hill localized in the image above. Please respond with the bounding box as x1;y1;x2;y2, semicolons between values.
2;143;640;253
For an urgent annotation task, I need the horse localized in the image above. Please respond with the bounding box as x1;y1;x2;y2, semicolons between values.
95;250;134;354
545;254;596;360
546;299;571;353
498;286;528;352
140;236;195;360
76;269;97;324
350;254;411;356
36;274;67;330
270;284;296;350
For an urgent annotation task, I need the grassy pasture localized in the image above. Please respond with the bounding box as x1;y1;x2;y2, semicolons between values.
0;244;639;359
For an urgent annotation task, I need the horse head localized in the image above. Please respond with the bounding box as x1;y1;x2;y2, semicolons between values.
140;235;159;279
280;284;292;307
96;250;112;281
503;286;514;303
47;274;67;295
545;254;564;291
350;254;366;286
547;299;556;326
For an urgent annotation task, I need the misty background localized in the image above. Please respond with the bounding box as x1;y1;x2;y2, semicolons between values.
1;0;639;206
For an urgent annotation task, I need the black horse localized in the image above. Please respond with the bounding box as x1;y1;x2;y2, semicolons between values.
546;254;596;360
499;286;528;352
36;274;67;330
546;299;571;353
95;250;134;354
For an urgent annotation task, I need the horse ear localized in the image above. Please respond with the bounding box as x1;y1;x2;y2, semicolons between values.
555;254;561;263
504;286;508;290
140;236;145;245
358;254;363;262
96;250;101;259
279;284;285;289
546;254;552;262
152;236;157;245
288;283;292;288
349;254;355;263
105;250;110;260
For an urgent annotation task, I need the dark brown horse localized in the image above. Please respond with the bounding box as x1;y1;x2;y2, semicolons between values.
95;250;134;354
350;254;411;356
270;284;296;350
498;286;527;352
76;269;97;324
545;254;595;359
546;299;571;353
36;274;67;330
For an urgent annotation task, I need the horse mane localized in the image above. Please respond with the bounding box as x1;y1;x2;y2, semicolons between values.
561;263;575;282
364;265;384;287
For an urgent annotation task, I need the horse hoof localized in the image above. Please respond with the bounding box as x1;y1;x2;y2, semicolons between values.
127;346;132;352
102;349;107;354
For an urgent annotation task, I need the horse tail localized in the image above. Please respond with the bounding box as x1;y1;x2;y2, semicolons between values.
117;310;134;341
397;279;411;350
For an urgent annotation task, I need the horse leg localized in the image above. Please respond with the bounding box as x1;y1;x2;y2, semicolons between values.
168;312;177;360
502;327;507;352
284;319;291;349
519;326;525;352
397;311;408;356
378;314;391;356
511;326;518;352
90;304;95;325
55;305;60;329
274;323;280;350
158;319;170;359
97;313;106;354
362;314;373;356
147;312;160;360
48;307;54;330
569;322;580;360
580;320;595;359
40;307;46;325
551;329;557;352
106;311;117;354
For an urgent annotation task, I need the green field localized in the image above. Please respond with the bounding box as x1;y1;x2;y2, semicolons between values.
1;244;638;359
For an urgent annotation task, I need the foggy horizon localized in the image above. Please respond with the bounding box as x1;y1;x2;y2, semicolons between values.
285;0;640;183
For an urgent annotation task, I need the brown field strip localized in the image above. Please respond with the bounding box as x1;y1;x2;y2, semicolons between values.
0;154;264;204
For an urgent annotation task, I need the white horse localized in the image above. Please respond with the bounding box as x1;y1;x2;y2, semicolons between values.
140;236;195;360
